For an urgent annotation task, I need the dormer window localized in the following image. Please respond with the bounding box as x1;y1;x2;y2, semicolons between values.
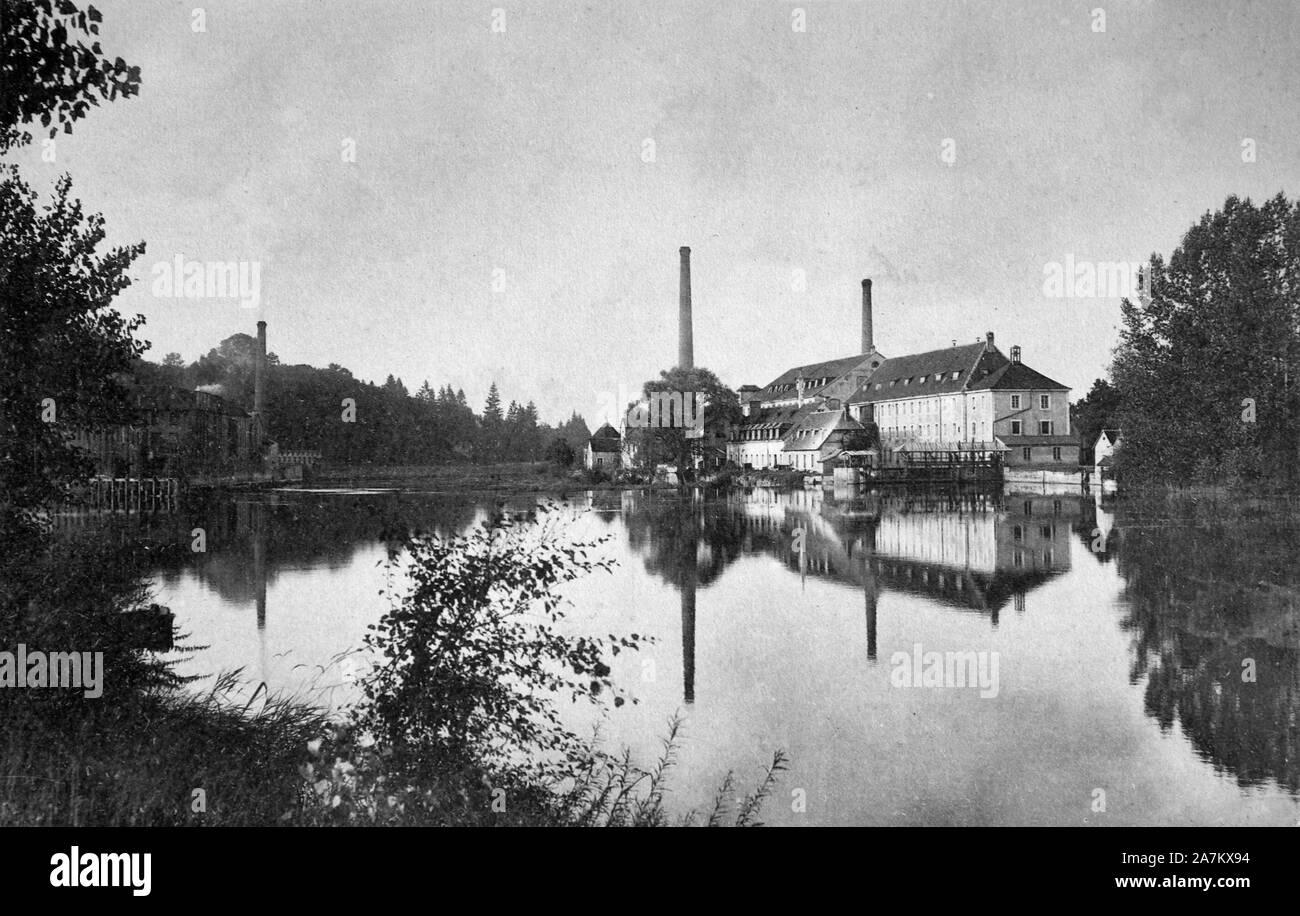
919;375;927;383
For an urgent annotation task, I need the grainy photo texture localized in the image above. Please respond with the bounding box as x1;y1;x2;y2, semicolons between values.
1;0;1297;855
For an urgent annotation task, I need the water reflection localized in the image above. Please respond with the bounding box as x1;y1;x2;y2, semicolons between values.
50;485;1300;819
1106;495;1300;793
622;488;1086;702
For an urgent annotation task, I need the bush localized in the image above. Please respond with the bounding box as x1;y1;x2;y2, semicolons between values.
356;504;643;782
544;438;575;468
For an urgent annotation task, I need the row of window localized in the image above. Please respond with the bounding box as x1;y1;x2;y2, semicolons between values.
1013;524;1058;540
1021;446;1064;461
773;375;832;393
876;369;964;391
1010;394;1052;409
1010;420;1055;435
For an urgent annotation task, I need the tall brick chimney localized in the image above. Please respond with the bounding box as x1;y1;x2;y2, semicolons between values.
678;246;693;370
254;320;267;430
861;279;873;354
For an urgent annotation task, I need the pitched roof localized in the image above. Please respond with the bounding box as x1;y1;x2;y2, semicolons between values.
589;423;621;449
967;360;1070;391
734;403;816;434
756;353;879;401
783;408;863;450
847;342;995;403
847;344;1071;404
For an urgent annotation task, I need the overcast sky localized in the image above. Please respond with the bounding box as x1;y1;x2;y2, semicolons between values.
8;0;1298;424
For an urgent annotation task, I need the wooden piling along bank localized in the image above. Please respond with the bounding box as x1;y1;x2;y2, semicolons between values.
834;449;1003;486
82;476;180;511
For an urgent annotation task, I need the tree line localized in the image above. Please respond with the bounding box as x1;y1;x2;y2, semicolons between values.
135;337;592;466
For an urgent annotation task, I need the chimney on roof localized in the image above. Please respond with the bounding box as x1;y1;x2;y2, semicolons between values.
678;246;693;370
254;320;267;434
1010;345;1021;363
861;279;873;354
985;331;995;350
951;339;956;348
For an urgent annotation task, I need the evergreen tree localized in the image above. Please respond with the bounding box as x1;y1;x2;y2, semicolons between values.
480;382;504;462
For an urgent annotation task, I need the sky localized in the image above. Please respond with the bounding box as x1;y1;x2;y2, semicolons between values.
6;0;1298;426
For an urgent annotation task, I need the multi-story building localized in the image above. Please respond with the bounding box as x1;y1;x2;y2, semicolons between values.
846;333;1078;467
727;280;883;469
781;403;864;471
720;273;1079;471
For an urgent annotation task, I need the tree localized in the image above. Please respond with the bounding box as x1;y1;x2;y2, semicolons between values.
1;0;142;152
1111;194;1300;485
1071;378;1122;464
544;437;574;468
479;382;503;462
0;167;146;518
624;367;741;483
842;420;879;453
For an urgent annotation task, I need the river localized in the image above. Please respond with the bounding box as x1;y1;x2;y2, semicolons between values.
57;484;1300;826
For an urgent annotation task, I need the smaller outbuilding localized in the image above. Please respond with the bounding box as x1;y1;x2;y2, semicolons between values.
585;423;623;471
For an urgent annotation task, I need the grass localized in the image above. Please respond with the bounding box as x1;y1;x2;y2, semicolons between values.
0;672;324;826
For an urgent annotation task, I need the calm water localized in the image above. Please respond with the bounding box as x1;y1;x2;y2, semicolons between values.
68;485;1300;826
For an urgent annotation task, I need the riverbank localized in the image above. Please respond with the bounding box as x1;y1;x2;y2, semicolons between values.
224;462;682;496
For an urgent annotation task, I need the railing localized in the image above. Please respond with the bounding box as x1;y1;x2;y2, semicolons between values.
80;477;180;510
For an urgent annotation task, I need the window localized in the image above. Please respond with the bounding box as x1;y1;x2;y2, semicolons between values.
1010;395;1021;409
1052;446;1062;461
919;375;927;383
1040;394;1050;409
1039;421;1053;435
951;371;960;380
1022;447;1032;461
1010;420;1022;434
1013;525;1023;541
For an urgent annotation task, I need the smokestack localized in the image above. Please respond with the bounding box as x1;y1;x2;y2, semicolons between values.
678;247;693;370
254;320;267;429
861;279;874;354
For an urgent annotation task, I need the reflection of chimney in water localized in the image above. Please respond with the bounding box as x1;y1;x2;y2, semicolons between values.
865;574;878;662
681;556;696;705
253;502;267;630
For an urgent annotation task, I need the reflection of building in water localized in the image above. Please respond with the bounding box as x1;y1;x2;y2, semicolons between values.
733;489;1078;622
625;488;1084;703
